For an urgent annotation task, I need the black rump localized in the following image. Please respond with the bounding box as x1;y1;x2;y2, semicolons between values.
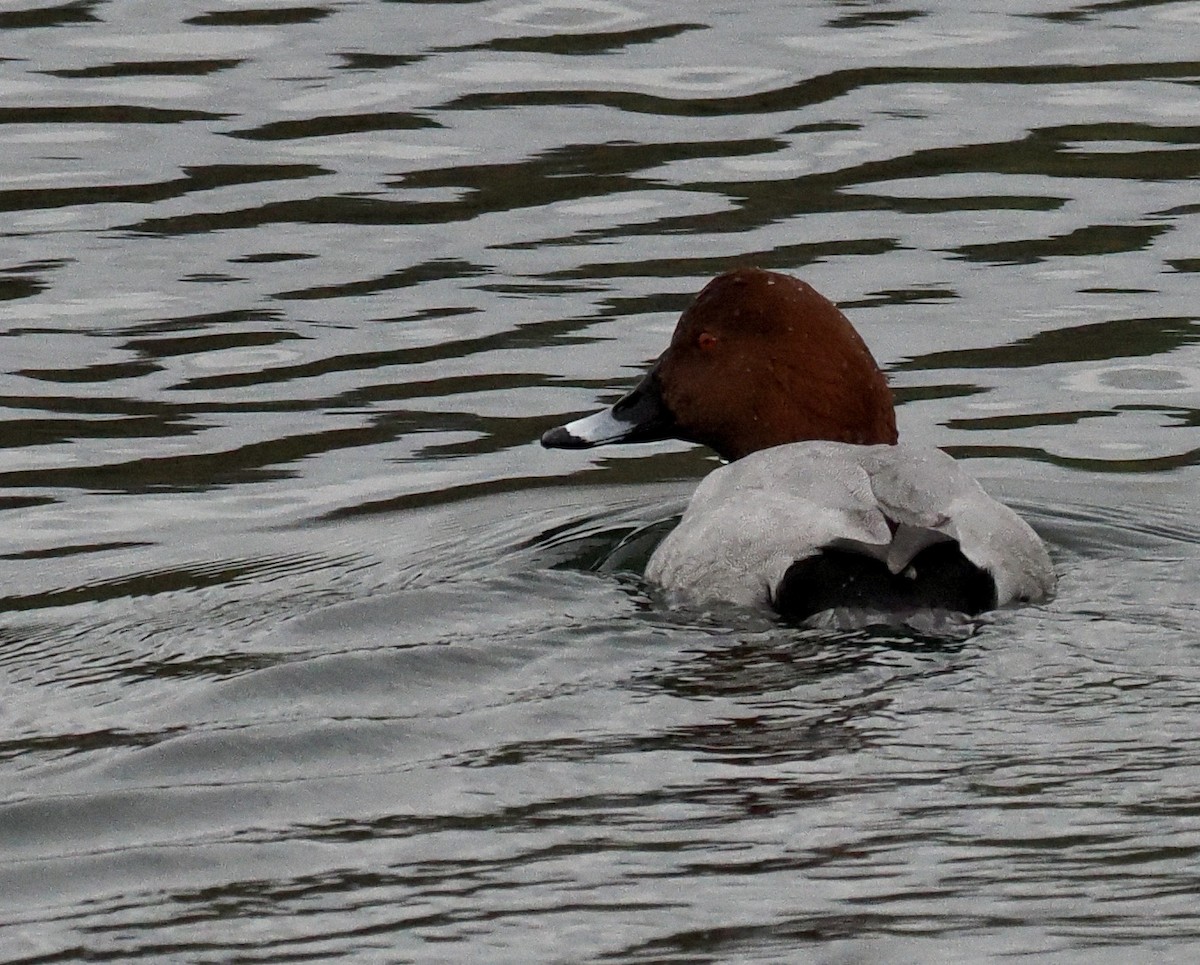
774;542;996;622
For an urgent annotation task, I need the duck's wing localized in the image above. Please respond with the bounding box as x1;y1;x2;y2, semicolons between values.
646;443;894;608
645;442;1055;612
859;445;1056;607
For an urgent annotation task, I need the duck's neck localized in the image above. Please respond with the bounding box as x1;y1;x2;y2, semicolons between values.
708;362;898;461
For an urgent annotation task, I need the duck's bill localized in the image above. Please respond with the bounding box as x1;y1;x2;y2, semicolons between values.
541;370;675;450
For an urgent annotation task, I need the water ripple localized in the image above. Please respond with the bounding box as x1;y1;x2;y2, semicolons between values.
2;1;1200;960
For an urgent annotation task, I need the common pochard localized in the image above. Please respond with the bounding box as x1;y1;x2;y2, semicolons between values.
542;268;1055;624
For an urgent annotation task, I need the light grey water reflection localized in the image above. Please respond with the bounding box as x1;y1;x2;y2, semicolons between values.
2;0;1199;961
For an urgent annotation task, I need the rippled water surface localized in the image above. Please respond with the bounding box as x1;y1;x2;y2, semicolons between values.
2;0;1200;961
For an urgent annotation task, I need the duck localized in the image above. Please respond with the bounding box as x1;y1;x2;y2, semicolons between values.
541;267;1055;625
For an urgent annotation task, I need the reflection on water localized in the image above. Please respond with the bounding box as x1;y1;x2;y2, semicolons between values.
2;0;1199;960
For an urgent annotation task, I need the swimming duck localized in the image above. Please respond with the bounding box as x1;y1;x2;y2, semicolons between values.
542;268;1055;623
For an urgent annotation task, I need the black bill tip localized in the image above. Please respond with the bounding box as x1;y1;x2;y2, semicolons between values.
541;425;590;449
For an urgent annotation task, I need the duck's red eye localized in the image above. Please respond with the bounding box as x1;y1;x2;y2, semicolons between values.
697;332;718;351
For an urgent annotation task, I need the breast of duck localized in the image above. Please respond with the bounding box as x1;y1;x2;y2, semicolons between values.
542;267;1055;624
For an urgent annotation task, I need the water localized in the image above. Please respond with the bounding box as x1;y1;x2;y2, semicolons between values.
2;0;1199;961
